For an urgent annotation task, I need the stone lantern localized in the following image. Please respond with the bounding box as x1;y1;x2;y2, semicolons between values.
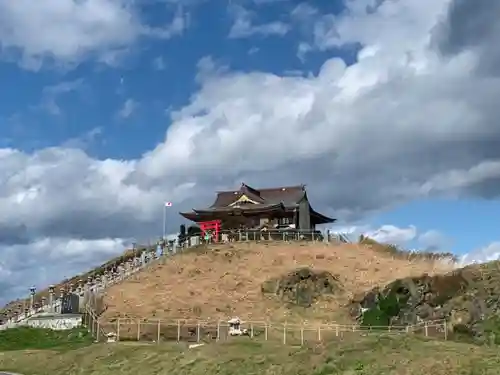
48;285;55;312
29;286;36;310
41;296;47;310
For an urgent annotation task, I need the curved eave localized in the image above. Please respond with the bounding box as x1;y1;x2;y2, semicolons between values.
179;211;201;221
310;209;336;224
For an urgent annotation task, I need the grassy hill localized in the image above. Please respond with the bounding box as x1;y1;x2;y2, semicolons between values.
0;334;498;375
100;242;454;327
3;240;500;374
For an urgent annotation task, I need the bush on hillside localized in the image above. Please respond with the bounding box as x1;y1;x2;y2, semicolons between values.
360;284;410;328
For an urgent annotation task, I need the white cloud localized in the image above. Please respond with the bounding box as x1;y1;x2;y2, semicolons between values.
363;225;417;246
297;42;312;62
329;224;418;246
330;224;449;252
252;0;288;4
38;79;84;115
62;127;103;150
153;56;167;71
418;229;453;252
118;98;138;119
3;0;500;302
0;0;186;70
459;242;500;266
228;5;289;38
248;47;260;55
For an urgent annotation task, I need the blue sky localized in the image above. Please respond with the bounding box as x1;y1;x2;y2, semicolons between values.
364;199;500;255
0;0;352;157
1;0;500;303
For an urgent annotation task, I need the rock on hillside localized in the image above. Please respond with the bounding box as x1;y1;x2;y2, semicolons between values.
261;267;342;307
351;261;500;344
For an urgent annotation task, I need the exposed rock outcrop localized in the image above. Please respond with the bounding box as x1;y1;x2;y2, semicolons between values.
351;261;500;344
261;267;343;307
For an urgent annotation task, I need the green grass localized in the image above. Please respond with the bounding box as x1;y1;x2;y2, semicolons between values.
1;335;499;375
0;327;93;351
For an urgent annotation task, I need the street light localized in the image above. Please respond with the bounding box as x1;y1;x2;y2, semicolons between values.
163;201;173;239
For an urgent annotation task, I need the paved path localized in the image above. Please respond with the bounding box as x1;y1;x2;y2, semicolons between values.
0;372;22;375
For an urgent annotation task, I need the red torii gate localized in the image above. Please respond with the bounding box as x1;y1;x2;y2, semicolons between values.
199;220;221;243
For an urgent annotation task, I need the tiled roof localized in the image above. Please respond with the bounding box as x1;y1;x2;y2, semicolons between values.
211;183;305;208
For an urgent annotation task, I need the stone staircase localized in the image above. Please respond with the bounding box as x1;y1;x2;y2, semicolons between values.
0;243;179;330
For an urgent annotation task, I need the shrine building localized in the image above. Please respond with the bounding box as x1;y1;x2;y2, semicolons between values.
179;183;335;235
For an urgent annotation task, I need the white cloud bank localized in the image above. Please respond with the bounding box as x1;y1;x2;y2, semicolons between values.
2;0;500;302
0;0;187;69
333;223;500;267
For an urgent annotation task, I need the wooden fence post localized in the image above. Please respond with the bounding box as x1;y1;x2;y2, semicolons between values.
300;326;304;346
283;323;286;345
317;326;321;341
177;320;181;342
265;323;268;341
96;321;100;342
157;320;161;344
137;319;141;341
250;323;254;338
197;322;201;343
444;321;447;341
424;321;428;337
216;320;220;342
117;318;121;341
335;325;339;337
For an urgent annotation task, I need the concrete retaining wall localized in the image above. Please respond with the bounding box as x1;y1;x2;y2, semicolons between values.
22;314;83;330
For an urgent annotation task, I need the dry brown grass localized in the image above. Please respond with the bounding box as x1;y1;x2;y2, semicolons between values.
102;242;454;324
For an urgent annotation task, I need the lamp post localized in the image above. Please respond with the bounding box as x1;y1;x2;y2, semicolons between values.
163;201;172;239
